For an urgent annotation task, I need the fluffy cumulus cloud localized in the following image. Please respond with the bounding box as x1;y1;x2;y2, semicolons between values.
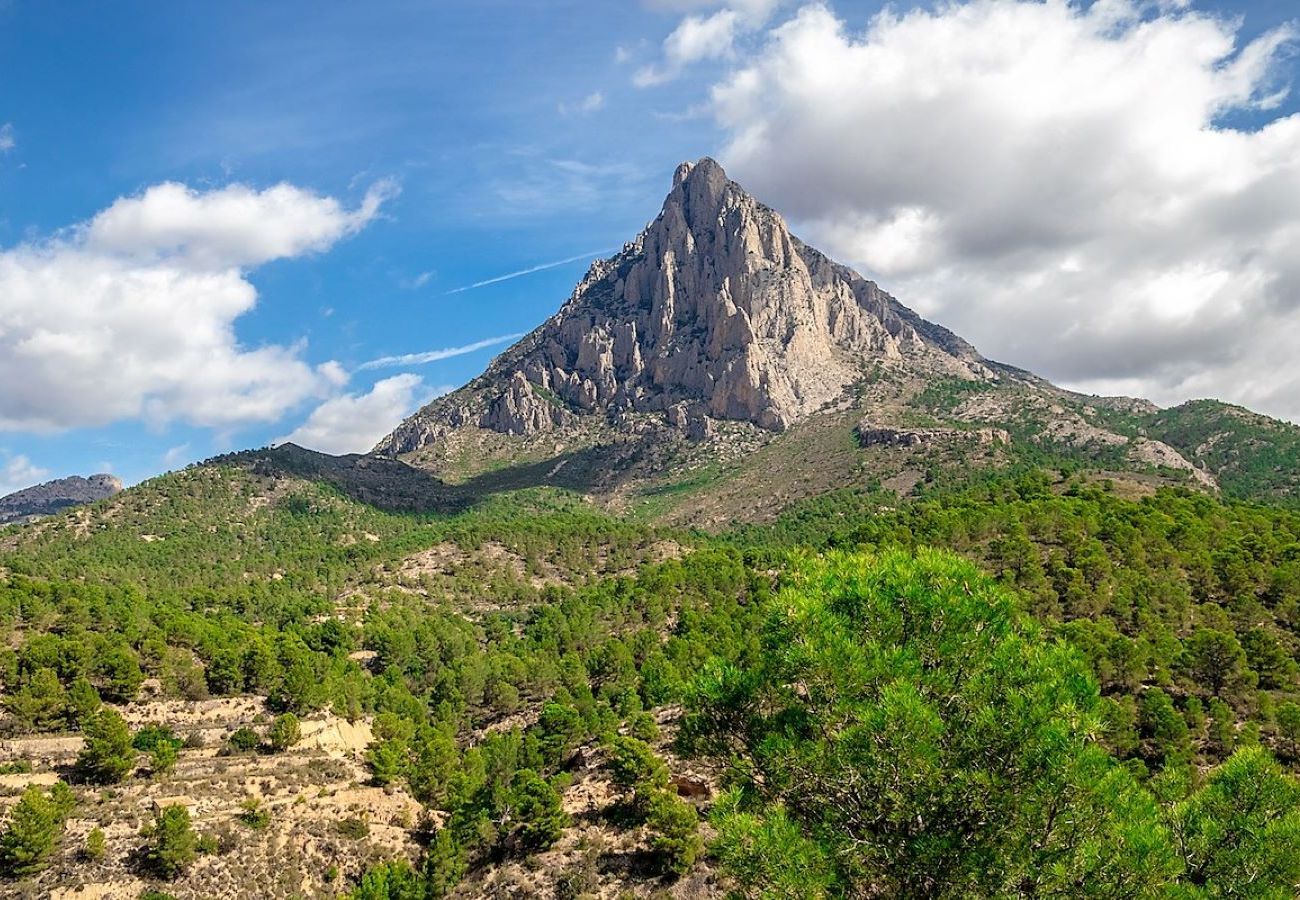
0;181;391;432
84;180;395;270
0;454;49;495
636;0;783;85
277;374;441;455
710;0;1300;420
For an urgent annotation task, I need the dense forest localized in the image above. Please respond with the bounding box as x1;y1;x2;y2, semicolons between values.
1;465;1299;896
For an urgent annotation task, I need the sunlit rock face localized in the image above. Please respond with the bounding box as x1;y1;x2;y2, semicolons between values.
378;158;993;454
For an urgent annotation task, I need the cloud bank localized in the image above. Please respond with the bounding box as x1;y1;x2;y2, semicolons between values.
277;374;442;455
0;181;390;432
704;0;1300;420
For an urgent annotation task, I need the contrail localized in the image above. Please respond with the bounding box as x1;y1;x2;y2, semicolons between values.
358;333;525;371
444;247;617;294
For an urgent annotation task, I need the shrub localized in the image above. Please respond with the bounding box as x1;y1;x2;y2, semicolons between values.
336;816;370;840
76;709;135;784
84;826;106;861
226;726;261;754
268;713;301;752
238;797;271;830
150;742;179;777
0;782;76;876
646;789;702;876
132;724;181;753
142;805;197;879
508;769;567;852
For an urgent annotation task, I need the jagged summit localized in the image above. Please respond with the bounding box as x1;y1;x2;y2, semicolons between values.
378;158;995;457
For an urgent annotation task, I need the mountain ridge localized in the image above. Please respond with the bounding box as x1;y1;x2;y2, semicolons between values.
378;157;1000;457
0;472;123;525
366;158;1265;520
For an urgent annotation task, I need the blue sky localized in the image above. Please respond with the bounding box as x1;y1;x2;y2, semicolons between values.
0;0;1297;492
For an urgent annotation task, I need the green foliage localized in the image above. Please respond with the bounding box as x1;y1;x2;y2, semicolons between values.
687;550;1183;897
100;646;144;703
268;712;301;752
149;741;179;776
506;769;567;852
336;817;370;840
6;667;67;731
142;805;197;879
1139;689;1190;764
0;782;75;877
133;724;181;753
421;827;466;897
645;789;702;876
1147;399;1300;504
66;677;102;727
76;709;135;784
730;474;1300;768
83;827;106;861
238;797;271;830
347;860;426;900
226;726;261;754
606;735;667;794
9;454;1300;895
1166;747;1300;893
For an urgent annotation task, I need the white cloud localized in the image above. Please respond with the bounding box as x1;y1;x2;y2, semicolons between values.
84;179;397;270
162;443;192;468
402;271;435;290
277;374;441;455
636;1;783;86
359;333;525;371
0;123;14;153
559;92;606;115
0;181;390;432
710;0;1300;421
637;10;740;85
0;454;49;496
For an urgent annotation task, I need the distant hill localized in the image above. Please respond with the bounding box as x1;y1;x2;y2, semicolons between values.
0;472;122;525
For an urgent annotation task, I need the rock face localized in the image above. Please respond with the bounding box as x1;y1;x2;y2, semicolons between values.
378;158;996;456
0;473;123;525
1128;438;1217;489
857;423;1011;449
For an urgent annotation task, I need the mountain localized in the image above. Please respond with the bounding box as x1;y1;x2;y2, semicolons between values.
0;472;123;525
4;160;1300;900
381;157;992;454
376;158;1275;521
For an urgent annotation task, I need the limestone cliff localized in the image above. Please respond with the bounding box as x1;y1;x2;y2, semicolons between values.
377;158;995;456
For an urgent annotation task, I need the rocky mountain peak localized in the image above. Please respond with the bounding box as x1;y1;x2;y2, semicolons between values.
0;472;124;525
377;158;995;457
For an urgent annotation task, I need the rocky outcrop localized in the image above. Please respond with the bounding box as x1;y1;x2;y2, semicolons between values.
1128;438;1217;489
857;423;1011;449
0;473;122;525
377;158;996;456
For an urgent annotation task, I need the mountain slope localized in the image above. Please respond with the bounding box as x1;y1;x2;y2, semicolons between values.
0;473;122;525
375;158;1270;520
379;158;996;452
1148;400;1300;505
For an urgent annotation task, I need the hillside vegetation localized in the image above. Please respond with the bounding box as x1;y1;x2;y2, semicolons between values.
0;464;1299;896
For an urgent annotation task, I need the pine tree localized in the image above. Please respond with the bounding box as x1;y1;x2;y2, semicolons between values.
76;709;135;784
143;805;197;879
